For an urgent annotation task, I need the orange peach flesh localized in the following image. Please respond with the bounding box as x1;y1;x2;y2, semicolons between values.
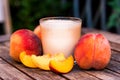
20;51;37;68
31;54;52;70
31;53;66;70
49;55;74;74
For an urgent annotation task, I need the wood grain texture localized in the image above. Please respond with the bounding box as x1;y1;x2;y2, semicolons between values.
62;64;100;80
85;69;120;80
111;51;120;62
1;42;120;80
0;58;33;80
0;35;10;42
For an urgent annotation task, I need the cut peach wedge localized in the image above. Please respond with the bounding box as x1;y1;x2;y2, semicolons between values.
49;55;74;74
52;53;66;61
31;53;66;70
31;54;52;70
19;51;37;68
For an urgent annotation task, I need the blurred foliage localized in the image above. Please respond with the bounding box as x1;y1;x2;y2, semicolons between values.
107;0;120;29
10;0;72;32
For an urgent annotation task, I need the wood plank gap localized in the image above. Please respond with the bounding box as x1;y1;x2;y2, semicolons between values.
0;43;5;46
0;77;3;80
106;68;120;75
58;74;70;80
0;57;36;80
105;69;120;77
111;58;120;63
84;72;103;80
59;63;101;80
109;41;120;52
1;42;9;48
111;49;120;53
106;60;120;75
84;69;120;80
111;50;120;62
0;57;34;80
0;34;10;42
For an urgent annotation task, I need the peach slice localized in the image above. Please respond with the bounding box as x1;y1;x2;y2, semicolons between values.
49;55;74;74
52;53;66;61
20;51;37;68
31;54;52;70
31;53;65;70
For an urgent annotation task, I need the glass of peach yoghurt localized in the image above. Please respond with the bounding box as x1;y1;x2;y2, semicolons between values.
40;17;82;57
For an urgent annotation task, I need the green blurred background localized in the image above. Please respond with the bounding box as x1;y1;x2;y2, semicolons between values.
10;0;72;32
9;0;120;34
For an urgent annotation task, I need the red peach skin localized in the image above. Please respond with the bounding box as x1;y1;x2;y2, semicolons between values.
74;33;111;70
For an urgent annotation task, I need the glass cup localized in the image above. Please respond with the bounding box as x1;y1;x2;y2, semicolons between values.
40;17;82;57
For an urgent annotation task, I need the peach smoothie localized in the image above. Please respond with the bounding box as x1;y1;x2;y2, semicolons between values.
40;17;82;57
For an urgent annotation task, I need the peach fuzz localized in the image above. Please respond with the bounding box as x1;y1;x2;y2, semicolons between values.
74;33;111;70
10;29;42;62
34;25;41;40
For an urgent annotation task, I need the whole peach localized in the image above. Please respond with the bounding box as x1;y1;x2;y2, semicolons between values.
34;25;41;40
74;33;111;70
10;29;42;62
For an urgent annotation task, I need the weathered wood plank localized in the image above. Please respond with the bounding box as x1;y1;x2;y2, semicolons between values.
85;69;120;80
0;35;10;42
0;77;3;80
62;64;100;80
2;41;10;47
0;58;33;80
111;50;120;62
62;61;120;80
0;44;67;80
82;28;120;52
107;60;120;74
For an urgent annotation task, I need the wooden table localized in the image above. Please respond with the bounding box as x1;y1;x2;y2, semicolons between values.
0;28;120;80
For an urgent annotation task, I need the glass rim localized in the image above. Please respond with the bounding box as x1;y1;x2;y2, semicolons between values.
40;17;82;23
